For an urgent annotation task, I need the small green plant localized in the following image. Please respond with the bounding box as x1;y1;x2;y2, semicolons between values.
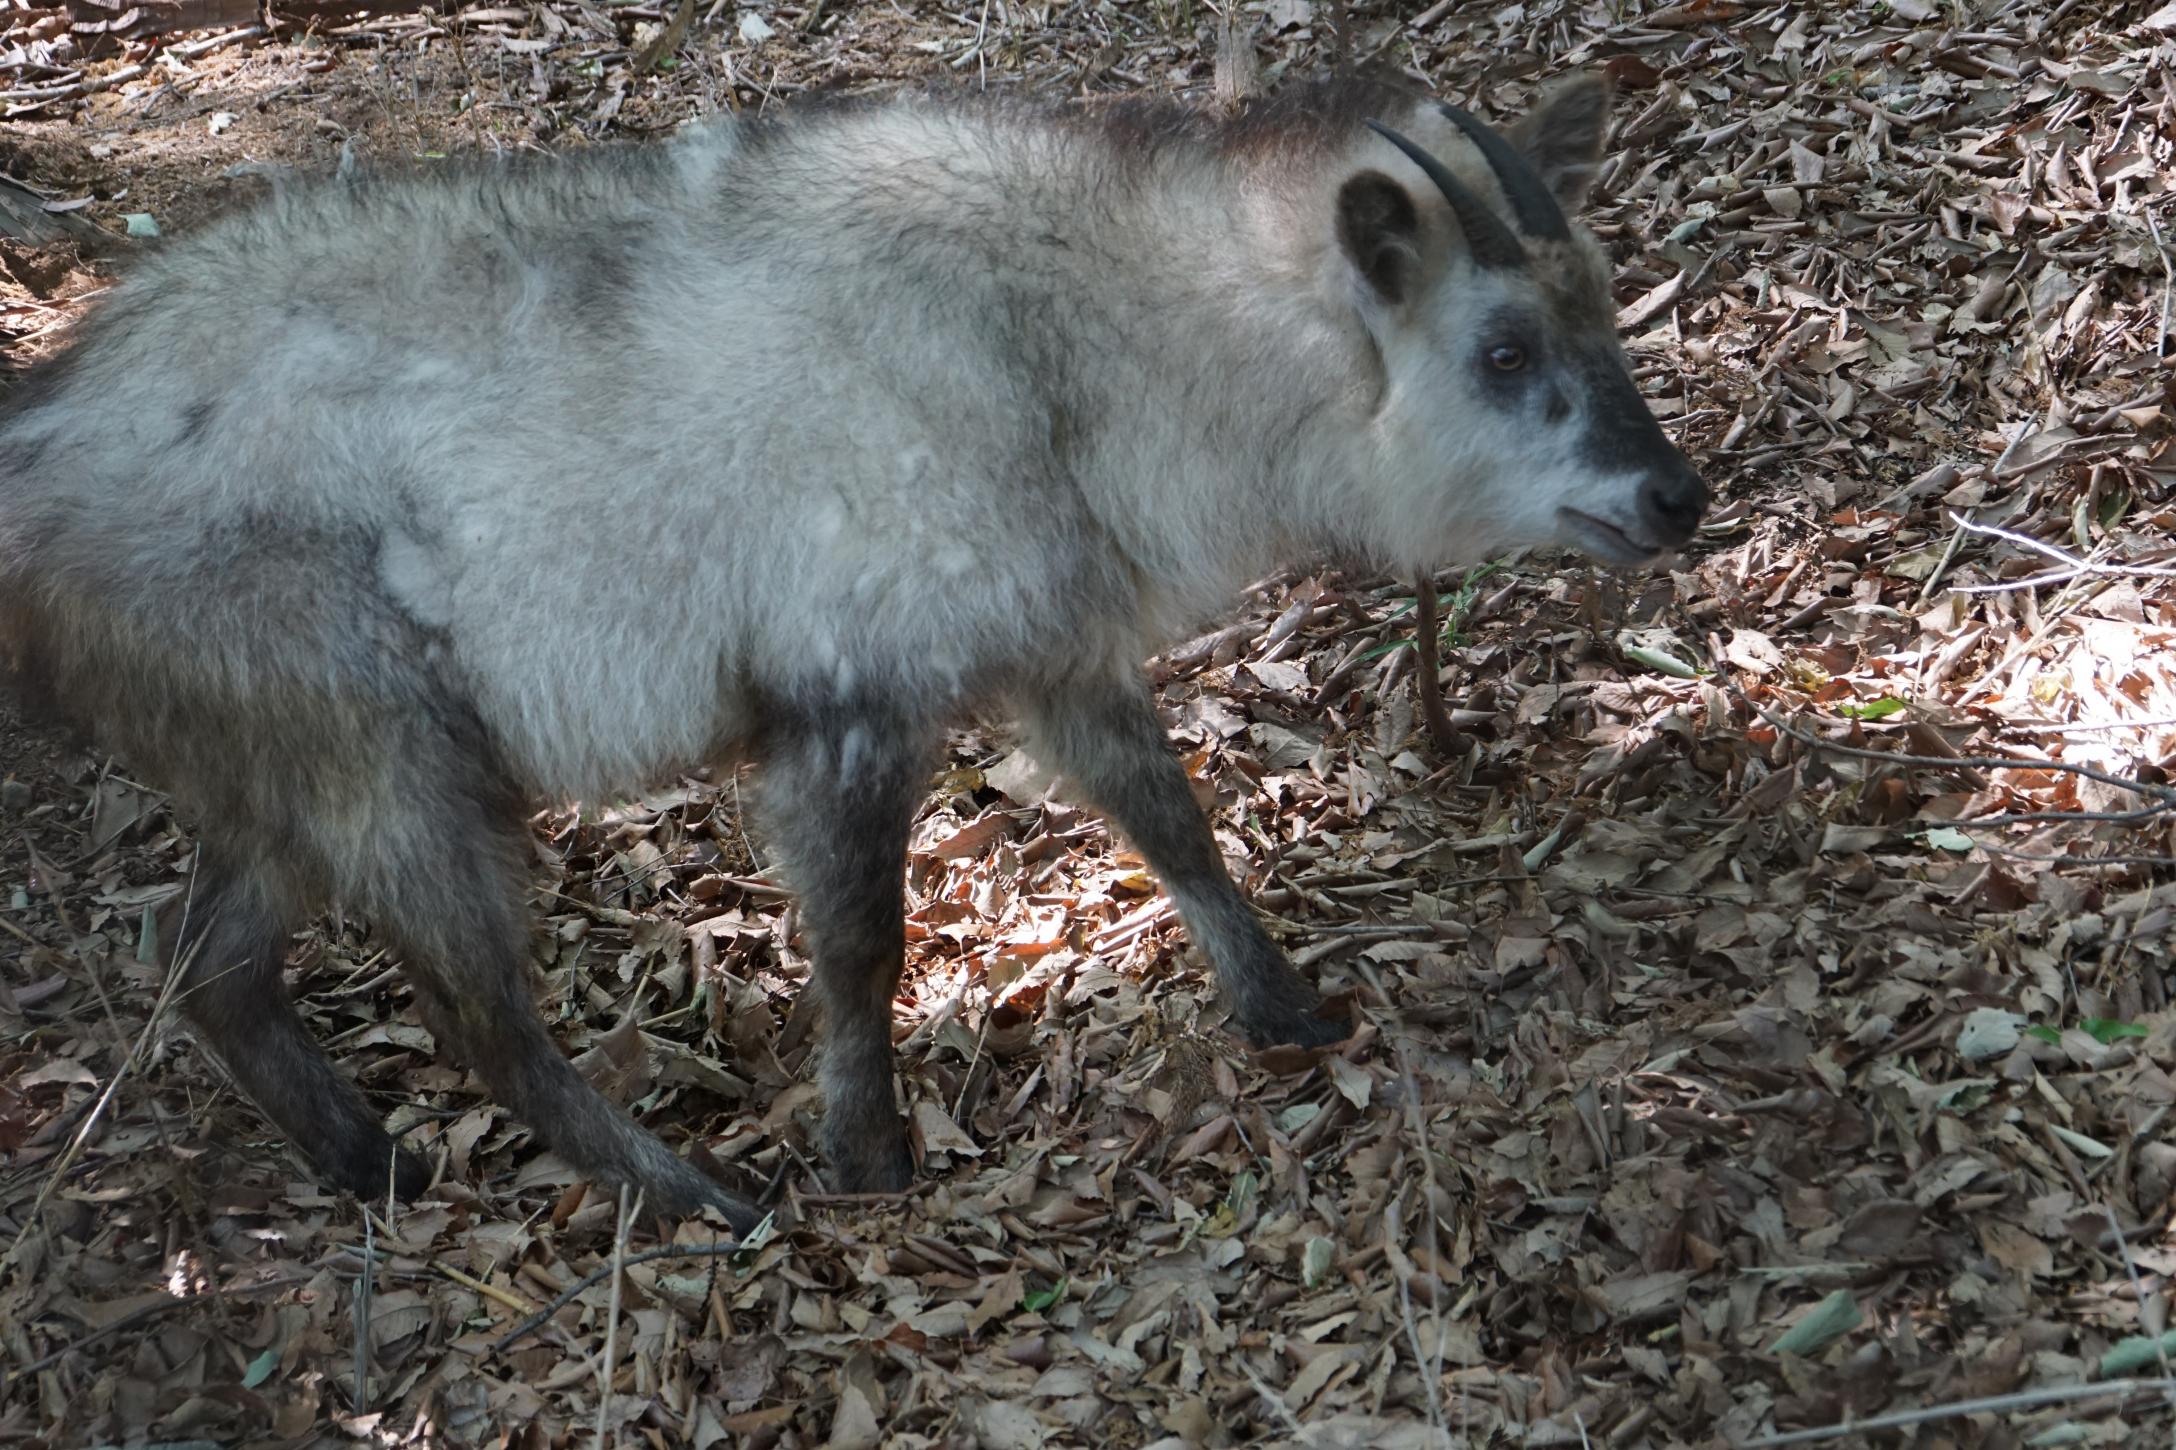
2025;1019;2149;1047
1436;559;1506;648
1364;560;1506;662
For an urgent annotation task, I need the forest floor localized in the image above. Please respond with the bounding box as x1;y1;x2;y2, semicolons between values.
4;1;2176;1446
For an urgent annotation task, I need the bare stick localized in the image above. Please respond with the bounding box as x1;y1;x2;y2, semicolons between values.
491;1238;759;1353
1407;0;1460;31
1705;653;2176;804
594;1184;641;1449
1750;702;2176;801
353;1203;375;1411
2009;716;2176;734
1742;1379;2176;1448
1368;975;1451;1440
1704;651;2176;850
1971;842;2176;869
2102;1202;2176;1445
1412;577;1459;758
0;1272;316;1390
1916;418;2057;602
337;1232;540;1314
169;24;266;58
1948;512;2176;590
1943;800;2176;829
4;850;202;1272
2146;203;2172;358
1239;1361;1311;1436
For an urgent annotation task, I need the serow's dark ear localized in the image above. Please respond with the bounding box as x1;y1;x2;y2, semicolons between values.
1509;74;1612;214
1336;170;1421;304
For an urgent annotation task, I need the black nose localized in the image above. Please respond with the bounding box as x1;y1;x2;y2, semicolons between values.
1638;463;1708;545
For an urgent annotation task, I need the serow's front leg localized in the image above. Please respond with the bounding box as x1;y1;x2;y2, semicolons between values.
755;709;931;1194
1025;676;1348;1049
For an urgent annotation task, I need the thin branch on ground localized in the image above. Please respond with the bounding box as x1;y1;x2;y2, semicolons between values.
1238;1361;1311;1437
2009;716;2176;734
2101;1202;2176;1450
354;1194;376;1412
2146;203;2173;356
0;1272;317;1391
1939;801;2176;829
1743;1380;2176;1448
1746;696;2176;801
1950;511;2176;593
1970;842;2176;870
1412;575;1459;758
490;1238;754;1354
593;1184;639;1449
1706;656;2176;862
4;851;200;1273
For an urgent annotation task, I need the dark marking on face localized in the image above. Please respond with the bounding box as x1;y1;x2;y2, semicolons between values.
1473;309;1544;399
1567;342;1708;542
1569;344;1677;473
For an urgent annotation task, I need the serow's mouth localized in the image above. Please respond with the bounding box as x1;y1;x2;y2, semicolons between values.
1556;508;1666;566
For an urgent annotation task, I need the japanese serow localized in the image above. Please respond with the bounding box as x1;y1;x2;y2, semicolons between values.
0;73;1704;1230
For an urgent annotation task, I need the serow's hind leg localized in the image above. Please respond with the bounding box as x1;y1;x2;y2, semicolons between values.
365;775;764;1235
1023;674;1348;1049
753;707;930;1195
168;856;431;1198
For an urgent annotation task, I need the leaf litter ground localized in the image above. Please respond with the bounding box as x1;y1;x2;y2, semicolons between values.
4;2;2176;1446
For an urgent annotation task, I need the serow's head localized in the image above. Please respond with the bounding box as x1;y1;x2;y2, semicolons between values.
1331;76;1706;569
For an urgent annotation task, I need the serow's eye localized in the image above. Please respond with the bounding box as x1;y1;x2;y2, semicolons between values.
1486;343;1526;372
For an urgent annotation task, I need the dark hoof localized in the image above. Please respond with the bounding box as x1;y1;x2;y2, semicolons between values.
638;1157;768;1238
317;1131;432;1201
391;1146;434;1199
688;1185;767;1238
1239;1006;1350;1052
824;1123;916;1195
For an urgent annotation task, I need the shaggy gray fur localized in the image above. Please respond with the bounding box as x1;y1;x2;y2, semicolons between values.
0;74;1703;1224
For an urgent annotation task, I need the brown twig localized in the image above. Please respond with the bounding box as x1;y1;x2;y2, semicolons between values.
1969;842;2176;870
2009;716;2176;734
1949;512;2176;593
4;852;201;1274
1727;683;2176;804
353;1197;375;1411
593;1184;638;1448
1945;802;2176;829
1412;576;1459;758
1706;649;2176;857
0;1273;315;1389
1742;1379;2176;1448
489;1238;757;1354
2101;1202;2176;1439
